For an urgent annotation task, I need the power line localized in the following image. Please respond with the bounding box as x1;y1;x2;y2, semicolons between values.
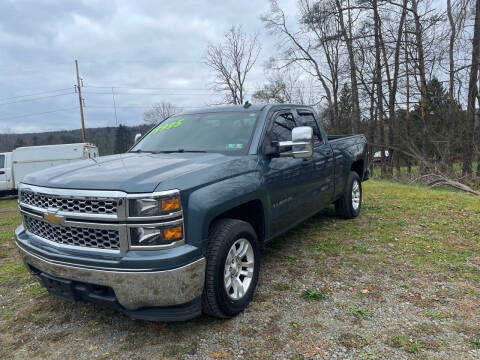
0;92;75;106
84;91;220;96
86;105;213;109
0;88;75;102
0;107;78;121
86;85;218;91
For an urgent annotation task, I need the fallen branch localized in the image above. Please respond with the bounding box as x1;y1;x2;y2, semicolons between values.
412;174;479;196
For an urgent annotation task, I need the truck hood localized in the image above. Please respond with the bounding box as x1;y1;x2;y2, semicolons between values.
22;152;258;193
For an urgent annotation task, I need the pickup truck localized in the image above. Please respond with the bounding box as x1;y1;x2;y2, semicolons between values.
15;104;369;321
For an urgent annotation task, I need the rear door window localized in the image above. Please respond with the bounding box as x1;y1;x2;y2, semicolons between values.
0;155;5;169
296;111;323;146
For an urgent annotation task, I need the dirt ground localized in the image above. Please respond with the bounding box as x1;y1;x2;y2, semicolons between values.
1;181;480;359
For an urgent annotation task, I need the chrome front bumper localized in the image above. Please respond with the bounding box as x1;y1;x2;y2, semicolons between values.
17;243;206;310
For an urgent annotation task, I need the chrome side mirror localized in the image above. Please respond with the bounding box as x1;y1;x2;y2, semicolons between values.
278;126;313;158
134;133;142;143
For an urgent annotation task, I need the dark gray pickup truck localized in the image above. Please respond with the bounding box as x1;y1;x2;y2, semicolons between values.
15;104;369;321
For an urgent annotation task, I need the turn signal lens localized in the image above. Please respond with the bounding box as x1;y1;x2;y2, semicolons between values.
162;225;183;241
161;197;181;212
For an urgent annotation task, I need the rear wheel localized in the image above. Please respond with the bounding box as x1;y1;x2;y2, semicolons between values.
335;171;362;219
202;219;260;318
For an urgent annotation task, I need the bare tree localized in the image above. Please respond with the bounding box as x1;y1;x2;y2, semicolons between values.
204;26;261;105
143;102;183;125
335;0;361;133
463;0;480;177
446;0;469;166
262;0;342;128
411;0;431;172
253;67;316;104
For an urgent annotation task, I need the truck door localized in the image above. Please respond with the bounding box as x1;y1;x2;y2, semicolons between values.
263;111;316;236
295;110;335;209
0;154;7;191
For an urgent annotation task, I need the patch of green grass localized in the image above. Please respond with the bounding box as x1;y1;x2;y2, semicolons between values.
0;196;18;209
284;255;299;263
465;288;480;298
472;337;480;349
390;335;423;354
301;289;327;301
313;235;342;256
350;244;369;254
23;282;47;297
349;306;373;319
425;310;446;320
0;261;28;281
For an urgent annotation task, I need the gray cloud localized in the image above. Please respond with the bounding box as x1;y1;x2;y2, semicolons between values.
0;0;298;134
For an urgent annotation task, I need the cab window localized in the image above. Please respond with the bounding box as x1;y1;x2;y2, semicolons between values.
0;155;5;169
296;111;323;146
270;113;296;142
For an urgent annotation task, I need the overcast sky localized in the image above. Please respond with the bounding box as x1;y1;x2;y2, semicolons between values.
0;0;299;134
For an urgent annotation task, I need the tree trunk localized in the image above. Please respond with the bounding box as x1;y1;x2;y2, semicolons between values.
463;0;480;178
412;0;430;173
373;0;386;176
336;0;361;133
384;0;407;177
405;13;412;177
446;0;456;169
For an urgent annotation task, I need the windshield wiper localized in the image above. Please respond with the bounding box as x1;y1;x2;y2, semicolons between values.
130;149;154;154
152;149;208;154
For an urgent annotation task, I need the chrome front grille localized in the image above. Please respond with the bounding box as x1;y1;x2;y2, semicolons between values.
20;191;118;215
23;215;121;250
18;184;184;252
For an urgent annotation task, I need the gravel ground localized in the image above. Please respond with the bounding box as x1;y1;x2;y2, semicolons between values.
1;181;480;359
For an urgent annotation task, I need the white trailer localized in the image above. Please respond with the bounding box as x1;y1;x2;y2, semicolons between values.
0;143;98;194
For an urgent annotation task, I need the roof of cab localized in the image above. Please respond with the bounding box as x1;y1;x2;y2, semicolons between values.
180;104;314;115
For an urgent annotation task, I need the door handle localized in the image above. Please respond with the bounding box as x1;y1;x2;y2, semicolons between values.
301;159;310;166
0;171;4;175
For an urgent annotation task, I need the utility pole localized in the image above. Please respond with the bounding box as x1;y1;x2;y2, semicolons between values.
111;87;118;126
75;59;86;142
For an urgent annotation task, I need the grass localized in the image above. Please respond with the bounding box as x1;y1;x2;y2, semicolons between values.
301;289;327;301
425;310;446;320
349;306;373;319
311;179;480;282
390;335;423;354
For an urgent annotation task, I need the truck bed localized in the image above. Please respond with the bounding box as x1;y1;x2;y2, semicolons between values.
327;134;362;142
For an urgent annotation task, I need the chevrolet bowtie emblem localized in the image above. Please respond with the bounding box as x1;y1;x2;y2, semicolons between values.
43;212;65;226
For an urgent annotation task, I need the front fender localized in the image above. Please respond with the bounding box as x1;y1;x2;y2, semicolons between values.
184;171;266;252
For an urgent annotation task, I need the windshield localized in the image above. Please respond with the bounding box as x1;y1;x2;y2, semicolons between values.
131;111;259;155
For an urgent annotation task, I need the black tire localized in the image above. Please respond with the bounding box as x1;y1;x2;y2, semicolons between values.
202;218;260;318
334;171;362;219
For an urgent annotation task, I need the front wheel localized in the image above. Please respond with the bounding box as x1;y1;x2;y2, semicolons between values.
334;171;362;219
202;219;260;318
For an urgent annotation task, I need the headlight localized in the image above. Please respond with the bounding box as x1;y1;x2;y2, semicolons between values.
130;224;183;247
127;191;184;249
129;195;181;217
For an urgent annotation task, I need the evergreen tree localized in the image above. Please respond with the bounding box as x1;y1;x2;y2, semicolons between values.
114;124;131;154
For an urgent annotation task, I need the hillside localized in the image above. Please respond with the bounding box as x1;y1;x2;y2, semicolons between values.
0;124;152;156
